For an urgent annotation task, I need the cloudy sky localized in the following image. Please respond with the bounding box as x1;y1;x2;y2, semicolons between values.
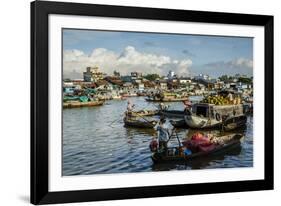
63;29;253;79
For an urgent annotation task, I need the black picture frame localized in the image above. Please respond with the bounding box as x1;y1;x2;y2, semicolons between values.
31;0;274;204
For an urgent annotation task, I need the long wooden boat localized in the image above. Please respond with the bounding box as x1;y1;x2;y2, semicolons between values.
159;110;186;118
145;97;162;102
124;117;157;128
223;115;247;131
151;134;243;163
122;93;138;97
145;97;189;102
131;110;159;117
170;119;188;128
63;100;104;108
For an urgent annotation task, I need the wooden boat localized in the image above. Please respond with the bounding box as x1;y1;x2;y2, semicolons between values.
130;110;159;117
145;97;162;102
159;110;186;118
63;100;104;108
122;93;138;97
151;134;243;163
146;91;189;102
170;119;188;128
123;117;157;128
145;97;189;102
111;94;124;100
223;115;247;131
63;96;79;102
184;103;247;129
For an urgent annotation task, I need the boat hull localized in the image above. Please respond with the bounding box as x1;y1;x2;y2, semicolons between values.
184;113;247;130
223;115;247;131
159;110;185;118
184;115;221;129
145;98;188;102
131;110;159;117
63;100;104;108
124;118;157;128
170;119;188;128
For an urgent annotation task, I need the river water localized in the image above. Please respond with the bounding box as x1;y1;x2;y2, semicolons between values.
63;96;253;176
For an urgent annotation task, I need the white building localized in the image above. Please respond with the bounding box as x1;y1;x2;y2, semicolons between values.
83;66;104;82
179;77;192;84
194;74;210;81
138;83;144;91
167;70;176;79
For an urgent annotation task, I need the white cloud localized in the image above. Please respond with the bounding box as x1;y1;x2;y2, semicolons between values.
63;46;192;79
196;57;253;77
205;58;253;70
228;58;253;68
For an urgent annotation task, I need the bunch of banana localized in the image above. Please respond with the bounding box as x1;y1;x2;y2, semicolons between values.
202;95;230;105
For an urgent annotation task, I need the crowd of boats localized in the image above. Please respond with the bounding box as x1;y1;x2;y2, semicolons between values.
63;87;253;164
122;90;252;164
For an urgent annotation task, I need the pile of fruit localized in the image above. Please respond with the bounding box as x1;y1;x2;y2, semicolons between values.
201;95;231;105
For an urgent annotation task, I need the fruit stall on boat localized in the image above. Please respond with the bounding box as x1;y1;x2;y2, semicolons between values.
183;93;247;130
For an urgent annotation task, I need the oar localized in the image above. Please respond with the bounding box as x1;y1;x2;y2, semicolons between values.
166;128;182;147
174;130;182;147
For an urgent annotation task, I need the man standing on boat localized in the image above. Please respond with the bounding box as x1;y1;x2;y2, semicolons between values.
125;100;135;119
154;117;174;151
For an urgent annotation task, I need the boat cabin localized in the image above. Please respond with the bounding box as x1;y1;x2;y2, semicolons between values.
191;103;244;119
191;103;213;118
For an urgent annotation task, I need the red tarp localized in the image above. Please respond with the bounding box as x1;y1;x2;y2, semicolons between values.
182;133;216;153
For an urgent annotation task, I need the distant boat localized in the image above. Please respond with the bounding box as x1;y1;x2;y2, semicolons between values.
111;93;124;100
63;100;104;108
146;92;189;102
122;92;138;97
145;97;189;102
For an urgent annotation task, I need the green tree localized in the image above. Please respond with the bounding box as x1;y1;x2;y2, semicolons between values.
143;74;160;81
219;75;229;82
238;77;252;84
